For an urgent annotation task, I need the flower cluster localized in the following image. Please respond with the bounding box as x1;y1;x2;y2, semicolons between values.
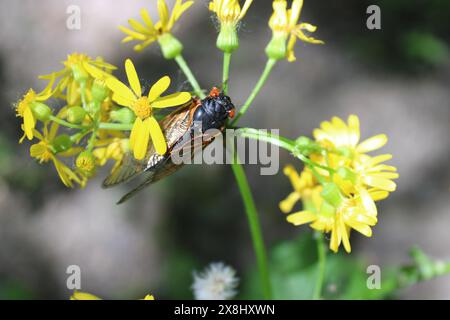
280;115;399;253
16;53;190;187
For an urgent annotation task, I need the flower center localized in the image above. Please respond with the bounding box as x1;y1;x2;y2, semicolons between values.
31;141;53;163
65;53;88;67
132;97;152;119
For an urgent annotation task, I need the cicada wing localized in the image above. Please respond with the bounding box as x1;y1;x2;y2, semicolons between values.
116;125;225;204
102;152;141;188
102;102;196;188
116;155;172;204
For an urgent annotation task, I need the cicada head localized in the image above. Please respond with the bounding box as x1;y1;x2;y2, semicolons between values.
196;87;235;130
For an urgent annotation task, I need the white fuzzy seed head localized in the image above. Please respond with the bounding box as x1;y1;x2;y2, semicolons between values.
192;262;239;300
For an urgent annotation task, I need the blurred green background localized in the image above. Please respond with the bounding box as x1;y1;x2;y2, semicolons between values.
0;0;449;299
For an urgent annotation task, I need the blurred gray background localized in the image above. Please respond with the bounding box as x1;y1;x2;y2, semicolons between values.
0;0;449;299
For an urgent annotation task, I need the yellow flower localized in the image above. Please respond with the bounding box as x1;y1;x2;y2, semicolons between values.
16;79;55;141
30;129;82;188
266;0;323;61
106;59;191;159
313;115;388;158
209;0;253;26
119;0;194;53
70;291;155;300
282;115;398;253
93;138;129;173
279;165;319;213
39;53;116;104
335;154;399;195
287;183;382;253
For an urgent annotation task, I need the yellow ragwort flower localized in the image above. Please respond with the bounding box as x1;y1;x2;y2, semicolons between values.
286;182;383;253
106;59;191;159
30;128;82;188
279;165;319;213
39;53;116;104
266;0;323;61
281;115;398;253
119;0;193;53
93;138;129;173
209;0;253;26
209;0;253;52
16;79;55;141
70;291;155;300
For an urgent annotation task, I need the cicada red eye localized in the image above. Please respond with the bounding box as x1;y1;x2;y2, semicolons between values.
209;87;220;98
228;109;235;118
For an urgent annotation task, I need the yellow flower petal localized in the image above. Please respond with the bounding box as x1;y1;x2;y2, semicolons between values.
112;94;133;108
133;118;151;160
279;192;301;213
148;116;167;155
125;59;142;97
286;210;316;226
143;294;155;300
356;134;387;153
148;76;171;102
118;26;147;40
106;77;136;101
70;291;102;300
289;0;303;29
129;118;142;149
347;114;360;147
152;92;192;108
368;189;389;201
339;217;351;253
346;220;372;237
83;62;110;80
23;107;35;140
363;175;397;192
238;0;254;20
158;0;170;28
128;18;151;34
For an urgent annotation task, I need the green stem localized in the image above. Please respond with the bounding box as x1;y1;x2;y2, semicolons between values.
231;59;277;126
174;55;205;99
313;232;326;300
231;152;272;300
49;115;86;130
236;128;296;153
98;122;133;131
236;128;335;174
222;52;232;95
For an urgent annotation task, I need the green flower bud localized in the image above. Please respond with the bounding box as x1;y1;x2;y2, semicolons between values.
30;102;52;122
265;34;288;60
321;182;345;208
76;151;96;177
67;106;87;124
71;64;88;84
91;79;109;102
110;108;136;124
216;24;239;53
158;33;183;60
52;135;73;153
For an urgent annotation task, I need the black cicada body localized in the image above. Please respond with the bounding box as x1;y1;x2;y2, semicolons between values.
103;87;235;204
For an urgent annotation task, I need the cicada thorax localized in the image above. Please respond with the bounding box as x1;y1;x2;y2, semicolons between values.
104;88;236;204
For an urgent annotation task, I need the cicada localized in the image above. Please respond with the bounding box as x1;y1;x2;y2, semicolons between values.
103;87;235;204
